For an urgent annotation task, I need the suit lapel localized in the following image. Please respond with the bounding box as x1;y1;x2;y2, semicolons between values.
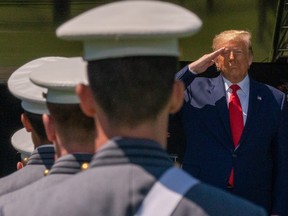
238;79;262;147
204;77;263;151
208;76;235;150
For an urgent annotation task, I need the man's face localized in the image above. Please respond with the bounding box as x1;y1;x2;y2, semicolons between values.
215;40;252;83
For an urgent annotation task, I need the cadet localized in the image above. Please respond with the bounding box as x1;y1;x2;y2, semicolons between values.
0;1;267;216
10;127;34;168
0;57;57;196
0;57;95;204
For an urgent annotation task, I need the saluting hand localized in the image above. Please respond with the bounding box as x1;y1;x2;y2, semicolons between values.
188;47;225;74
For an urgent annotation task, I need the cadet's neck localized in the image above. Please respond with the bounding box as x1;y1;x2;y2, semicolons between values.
94;112;168;151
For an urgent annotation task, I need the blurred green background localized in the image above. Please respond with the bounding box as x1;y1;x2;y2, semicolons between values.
0;0;279;80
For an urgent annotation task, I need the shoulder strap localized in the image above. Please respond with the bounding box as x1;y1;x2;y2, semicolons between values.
135;167;199;216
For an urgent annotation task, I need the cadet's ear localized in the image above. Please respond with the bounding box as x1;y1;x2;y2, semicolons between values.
17;162;24;170
169;80;184;114
42;114;56;142
76;83;96;118
21;113;33;132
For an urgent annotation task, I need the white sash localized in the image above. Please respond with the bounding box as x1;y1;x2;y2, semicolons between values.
135;167;199;216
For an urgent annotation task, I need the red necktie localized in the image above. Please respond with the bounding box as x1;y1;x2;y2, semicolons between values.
228;84;244;187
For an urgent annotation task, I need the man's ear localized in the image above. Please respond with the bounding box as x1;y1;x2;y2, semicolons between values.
21;113;33;132
169;80;184;114
76;83;96;118
42;114;56;142
248;54;253;67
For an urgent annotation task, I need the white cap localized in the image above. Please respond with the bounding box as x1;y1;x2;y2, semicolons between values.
29;57;87;104
8;57;67;114
11;128;34;160
56;0;202;61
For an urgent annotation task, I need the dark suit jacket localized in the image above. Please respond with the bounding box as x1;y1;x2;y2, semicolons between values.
170;65;288;215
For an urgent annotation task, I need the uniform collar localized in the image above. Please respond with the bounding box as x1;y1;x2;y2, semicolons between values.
90;137;173;168
48;153;93;175
27;145;55;169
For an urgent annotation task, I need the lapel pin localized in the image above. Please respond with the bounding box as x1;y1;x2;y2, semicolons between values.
257;96;262;100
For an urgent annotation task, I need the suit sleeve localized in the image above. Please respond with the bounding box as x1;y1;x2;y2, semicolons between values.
272;94;288;215
175;65;197;89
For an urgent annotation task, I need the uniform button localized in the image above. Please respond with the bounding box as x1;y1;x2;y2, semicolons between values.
232;153;237;158
81;163;89;170
44;169;49;176
23;157;29;165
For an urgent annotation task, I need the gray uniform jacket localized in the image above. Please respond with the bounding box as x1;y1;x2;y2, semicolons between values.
0;145;54;196
0;153;93;205
0;138;267;216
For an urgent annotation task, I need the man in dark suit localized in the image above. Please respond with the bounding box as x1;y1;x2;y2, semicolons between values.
0;3;266;216
171;30;288;215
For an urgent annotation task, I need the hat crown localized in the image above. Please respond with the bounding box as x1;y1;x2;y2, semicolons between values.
8;57;66;114
11;128;34;159
56;0;202;60
30;57;87;104
57;0;202;39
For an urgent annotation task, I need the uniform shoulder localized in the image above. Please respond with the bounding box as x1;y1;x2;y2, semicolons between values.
178;182;267;216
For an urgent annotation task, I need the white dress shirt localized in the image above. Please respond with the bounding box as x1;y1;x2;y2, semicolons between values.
222;75;250;125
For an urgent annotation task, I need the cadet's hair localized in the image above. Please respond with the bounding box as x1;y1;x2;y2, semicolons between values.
24;111;48;141
212;30;253;56
87;56;178;127
46;103;95;143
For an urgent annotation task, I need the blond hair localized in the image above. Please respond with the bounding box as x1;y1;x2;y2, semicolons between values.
212;30;253;55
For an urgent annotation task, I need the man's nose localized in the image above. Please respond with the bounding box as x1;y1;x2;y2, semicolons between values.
229;51;235;60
